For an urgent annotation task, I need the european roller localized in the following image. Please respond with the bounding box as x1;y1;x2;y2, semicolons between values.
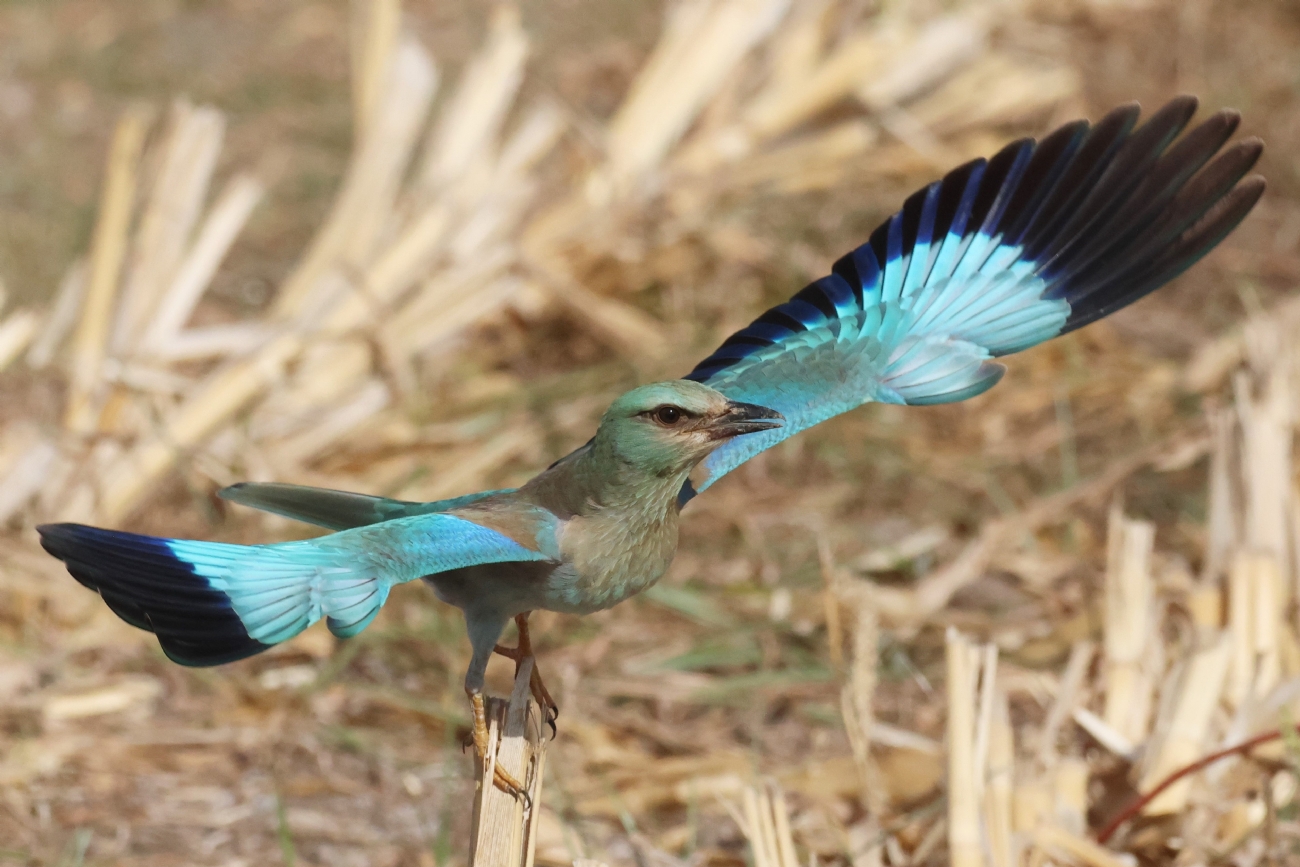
39;97;1264;795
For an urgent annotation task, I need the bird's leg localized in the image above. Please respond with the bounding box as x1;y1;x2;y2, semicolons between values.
466;686;529;800
493;611;559;731
464;616;528;800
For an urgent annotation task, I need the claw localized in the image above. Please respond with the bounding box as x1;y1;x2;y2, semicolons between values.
528;661;560;738
493;764;531;809
493;613;562;735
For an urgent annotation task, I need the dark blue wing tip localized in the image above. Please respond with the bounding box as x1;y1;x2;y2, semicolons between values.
37;522;268;668
37;523;163;573
36;522;76;556
685;97;1263;385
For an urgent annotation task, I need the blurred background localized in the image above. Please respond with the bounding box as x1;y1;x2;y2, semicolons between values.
0;1;1298;865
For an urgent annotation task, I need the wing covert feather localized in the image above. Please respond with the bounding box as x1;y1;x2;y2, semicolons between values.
218;482;513;530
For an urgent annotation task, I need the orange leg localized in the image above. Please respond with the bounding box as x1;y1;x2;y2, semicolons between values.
493;612;560;732
468;689;529;800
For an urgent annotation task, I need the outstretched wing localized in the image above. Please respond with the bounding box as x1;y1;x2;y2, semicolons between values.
682;96;1264;501
39;511;550;666
218;482;512;531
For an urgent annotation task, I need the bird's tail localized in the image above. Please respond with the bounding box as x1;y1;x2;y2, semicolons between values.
38;523;392;666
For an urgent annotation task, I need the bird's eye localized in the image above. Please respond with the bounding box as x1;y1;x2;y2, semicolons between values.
654;406;683;426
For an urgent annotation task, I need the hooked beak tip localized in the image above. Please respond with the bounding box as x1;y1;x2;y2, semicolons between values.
711;401;784;438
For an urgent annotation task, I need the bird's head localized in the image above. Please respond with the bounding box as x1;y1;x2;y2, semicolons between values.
595;380;783;477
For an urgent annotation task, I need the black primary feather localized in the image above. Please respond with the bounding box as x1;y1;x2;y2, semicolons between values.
687;96;1264;381
37;523;268;666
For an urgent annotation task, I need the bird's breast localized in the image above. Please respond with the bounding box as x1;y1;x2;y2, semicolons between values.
545;508;679;613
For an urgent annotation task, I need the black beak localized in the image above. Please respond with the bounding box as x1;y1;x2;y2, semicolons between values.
709;401;784;439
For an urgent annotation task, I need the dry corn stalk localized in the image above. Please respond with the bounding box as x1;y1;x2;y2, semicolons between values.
1012;777;1051;836
470;657;547;867
140;175;263;354
1052;758;1088;836
114;101;226;352
945;627;984;867
984;689;1015;867
823;540;889;817
1031;825;1131;867
1138;634;1231;814
1235;370;1295;603
416;5;524;195
65;106;150;434
351;0;402;135
1202;406;1239;584
605;0;789;188
1102;505;1156;744
0;308;39;374
1225;551;1287;709
1038;640;1094;765
728;781;800;867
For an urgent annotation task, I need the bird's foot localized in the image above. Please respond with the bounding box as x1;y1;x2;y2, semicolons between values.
493;643;560;736
469;691;530;803
494;612;560;736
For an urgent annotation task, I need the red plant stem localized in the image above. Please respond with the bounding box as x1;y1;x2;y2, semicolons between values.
1096;726;1295;845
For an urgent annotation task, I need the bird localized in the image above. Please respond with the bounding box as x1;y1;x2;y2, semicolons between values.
39;96;1264;796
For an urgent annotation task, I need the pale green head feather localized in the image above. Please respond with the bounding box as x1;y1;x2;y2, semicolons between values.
593;380;780;479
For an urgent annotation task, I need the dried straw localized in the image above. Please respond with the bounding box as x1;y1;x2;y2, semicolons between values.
142;174;263;352
470;657;547;867
0;309;39;374
605;0;787;187
1101;507;1156;744
65;106;150;434
112;101;225;352
945;628;983;867
1138;635;1231;814
730;781;800;867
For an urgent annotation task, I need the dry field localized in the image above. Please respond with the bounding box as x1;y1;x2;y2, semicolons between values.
1;1;1299;865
